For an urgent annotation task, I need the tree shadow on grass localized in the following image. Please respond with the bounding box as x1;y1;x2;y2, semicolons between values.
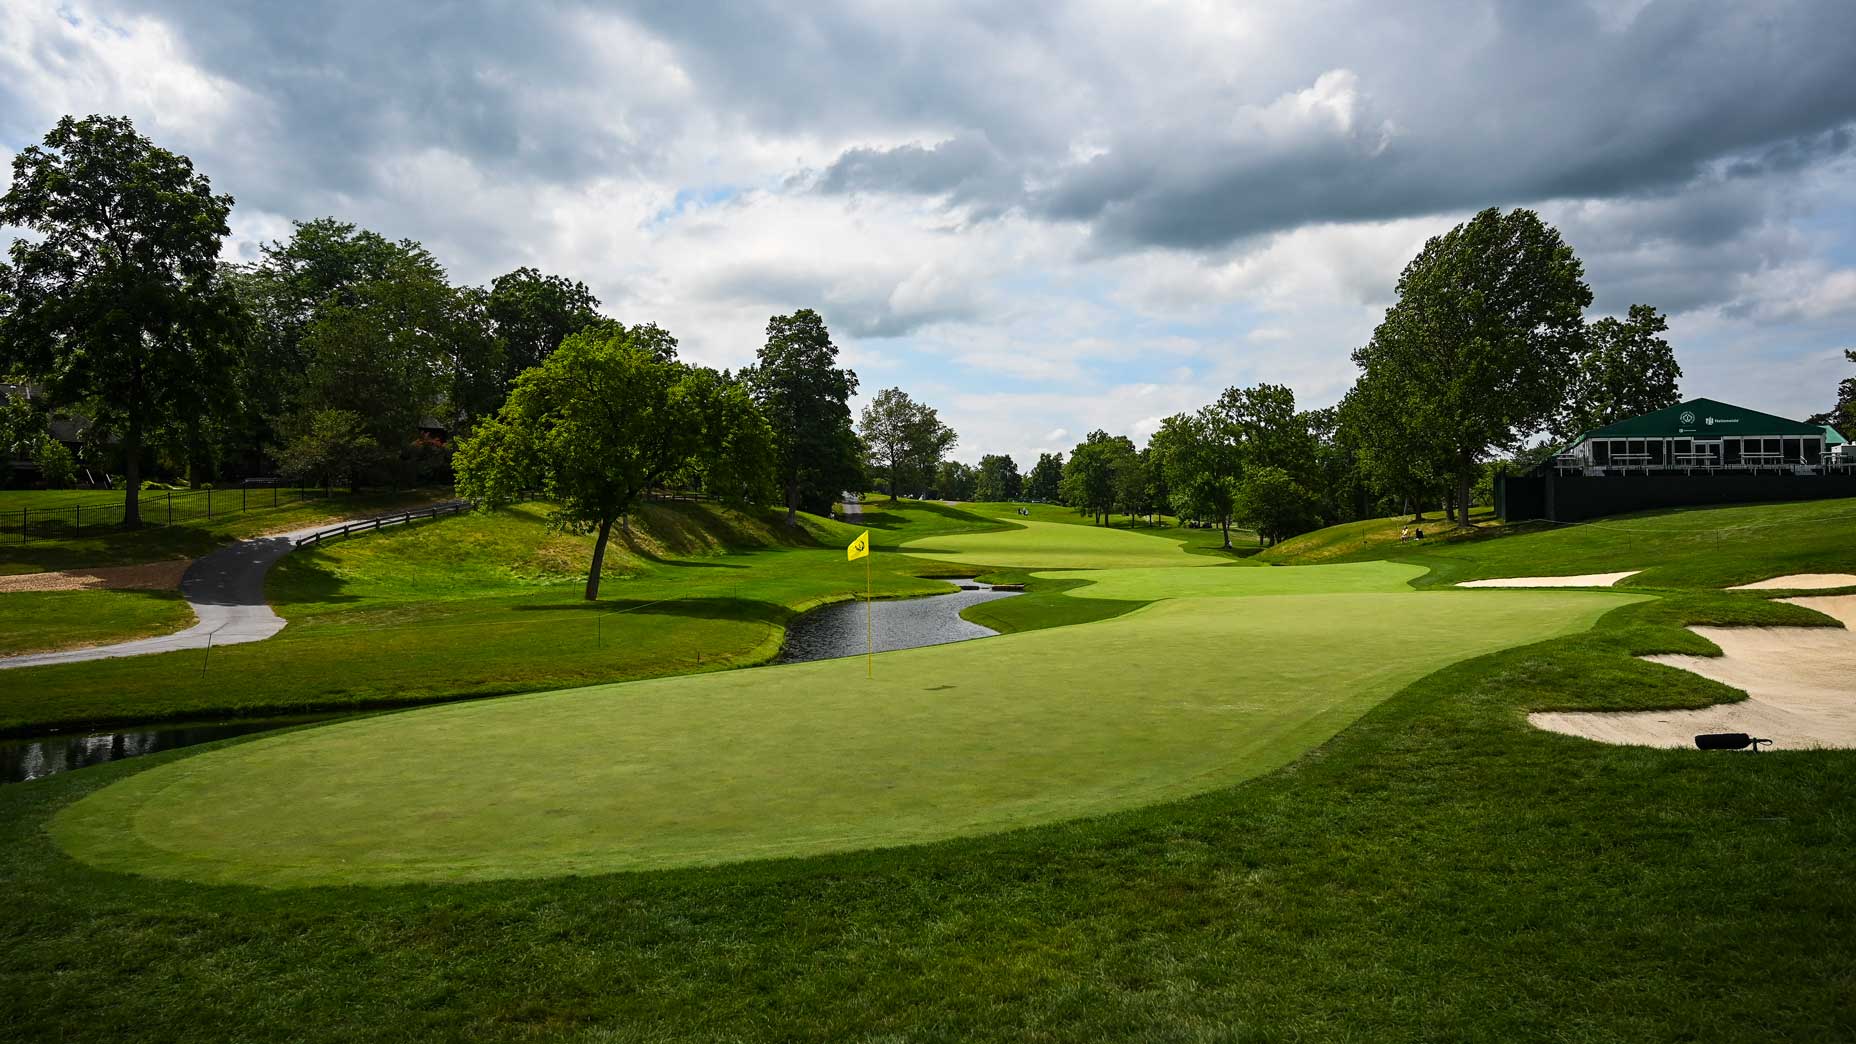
264;551;364;607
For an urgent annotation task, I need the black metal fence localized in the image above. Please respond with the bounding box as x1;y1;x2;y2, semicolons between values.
1498;470;1856;523
4;483;338;542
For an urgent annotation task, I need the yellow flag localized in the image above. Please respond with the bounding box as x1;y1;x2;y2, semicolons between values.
846;530;870;561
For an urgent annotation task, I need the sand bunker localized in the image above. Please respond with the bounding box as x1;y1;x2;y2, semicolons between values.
1457;571;1640;588
0;560;191;594
1727;573;1856;591
1530;594;1856;750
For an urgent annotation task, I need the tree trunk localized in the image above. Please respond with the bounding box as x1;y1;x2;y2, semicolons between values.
1456;464;1475;529
1221;516;1232;549
784;478;799;527
585;516;614;601
1445;498;1457;524
122;414;143;529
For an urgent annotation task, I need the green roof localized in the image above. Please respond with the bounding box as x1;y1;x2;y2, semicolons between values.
1574;398;1825;442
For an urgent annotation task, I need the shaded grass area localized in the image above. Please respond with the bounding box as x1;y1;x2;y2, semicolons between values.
0;588;194;656
0;488;452;575
3;587;1851;1041
0;500;1003;734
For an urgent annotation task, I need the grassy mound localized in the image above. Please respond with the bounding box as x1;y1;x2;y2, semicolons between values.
1263;498;1856;588
0;499;983;733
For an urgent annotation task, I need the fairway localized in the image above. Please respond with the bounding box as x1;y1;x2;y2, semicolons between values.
56;511;1639;885
902;516;1234;569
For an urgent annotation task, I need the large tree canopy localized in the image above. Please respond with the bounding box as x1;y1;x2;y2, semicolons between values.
0;114;241;526
483;266;606;382
1557;303;1682;439
744;309;861;524
974;453;1022;502
1025;451;1063;502
1060;430;1134;526
859;386;957;501
1353;207;1592;526
455;324;771;600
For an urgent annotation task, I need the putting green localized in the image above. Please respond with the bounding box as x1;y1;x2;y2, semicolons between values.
1042;561;1426;600
56;583;1639;886
900;517;1232;569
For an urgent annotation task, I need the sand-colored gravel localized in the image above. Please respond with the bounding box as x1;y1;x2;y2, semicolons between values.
1727;573;1856;591
1457;570;1640;588
1530;594;1856;750
0;560;192;594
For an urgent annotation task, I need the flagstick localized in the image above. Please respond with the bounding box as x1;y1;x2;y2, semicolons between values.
865;549;873;678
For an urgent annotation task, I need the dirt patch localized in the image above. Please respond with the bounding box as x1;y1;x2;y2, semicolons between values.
1728;573;1856;591
0;560;192;594
1457;571;1640;588
1530;594;1856;750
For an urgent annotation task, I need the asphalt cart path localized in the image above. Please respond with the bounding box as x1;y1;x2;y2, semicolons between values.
0;505;461;670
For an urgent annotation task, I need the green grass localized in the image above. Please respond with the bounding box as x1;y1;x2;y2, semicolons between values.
4;592;1850;1039
1266;498;1856;589
0;500;997;734
960;500;1264;558
3;499;1853;1040
0;488;452;575
0;588;194;656
904;516;1246;570
55;584;1634;886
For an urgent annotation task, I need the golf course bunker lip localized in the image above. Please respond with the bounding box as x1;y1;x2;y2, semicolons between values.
1528;594;1856;751
1728;573;1856;591
1456;571;1640;588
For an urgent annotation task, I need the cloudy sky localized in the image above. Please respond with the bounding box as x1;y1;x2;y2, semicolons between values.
4;1;1854;462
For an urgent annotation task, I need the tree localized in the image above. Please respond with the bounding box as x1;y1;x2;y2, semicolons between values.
1337;372;1452;522
1809;348;1856;436
224;219;435;459
276;408;381;495
1354;207;1592;527
1155;411;1240;546
934;459;977;501
859;387;957;501
0;115;242;526
483;266;605;381
1235;466;1318;546
744;310;861;524
1025;451;1063;501
456;324;769;600
1060;431;1131;525
1113;441;1150;519
974;453;1021;502
676;367;777;505
1557;304;1681;439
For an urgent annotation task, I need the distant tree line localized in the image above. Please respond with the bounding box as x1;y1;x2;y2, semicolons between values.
967;208;1696;544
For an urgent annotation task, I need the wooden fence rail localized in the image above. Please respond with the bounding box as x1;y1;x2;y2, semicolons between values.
293;500;474;548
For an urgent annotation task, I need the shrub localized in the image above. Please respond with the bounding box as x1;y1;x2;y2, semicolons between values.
33;439;76;489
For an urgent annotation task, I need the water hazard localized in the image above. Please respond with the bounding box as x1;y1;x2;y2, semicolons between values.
777;584;1021;663
1;716;332;784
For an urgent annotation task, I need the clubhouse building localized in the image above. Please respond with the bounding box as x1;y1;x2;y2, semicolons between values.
1496;397;1856;523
